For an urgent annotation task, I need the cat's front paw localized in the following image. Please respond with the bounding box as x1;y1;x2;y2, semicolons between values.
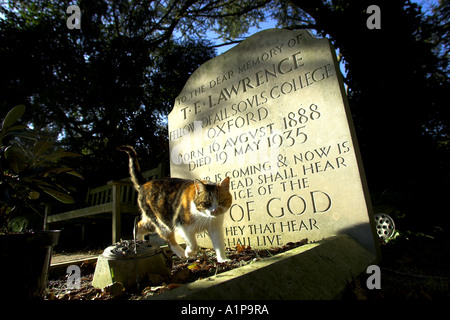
185;246;197;257
216;256;230;263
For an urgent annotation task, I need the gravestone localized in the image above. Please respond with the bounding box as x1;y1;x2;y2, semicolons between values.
168;29;379;256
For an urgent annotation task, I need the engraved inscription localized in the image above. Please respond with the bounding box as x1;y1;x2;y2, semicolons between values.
168;29;377;254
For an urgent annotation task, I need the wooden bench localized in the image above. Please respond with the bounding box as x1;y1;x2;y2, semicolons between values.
45;163;166;243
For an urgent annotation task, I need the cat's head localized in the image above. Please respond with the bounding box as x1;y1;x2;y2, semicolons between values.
193;177;232;218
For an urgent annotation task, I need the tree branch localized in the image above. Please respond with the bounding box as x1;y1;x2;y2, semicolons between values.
209;39;243;49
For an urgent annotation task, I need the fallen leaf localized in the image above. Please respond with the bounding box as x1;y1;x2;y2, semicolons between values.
188;263;200;270
47;291;56;300
142;285;165;294
147;273;165;285
171;267;191;283
102;282;125;298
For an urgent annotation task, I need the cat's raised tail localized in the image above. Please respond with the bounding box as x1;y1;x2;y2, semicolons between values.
117;145;146;189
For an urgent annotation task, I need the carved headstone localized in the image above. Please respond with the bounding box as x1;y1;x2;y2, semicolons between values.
168;29;379;256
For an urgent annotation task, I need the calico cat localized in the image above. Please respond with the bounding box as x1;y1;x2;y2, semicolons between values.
118;146;232;262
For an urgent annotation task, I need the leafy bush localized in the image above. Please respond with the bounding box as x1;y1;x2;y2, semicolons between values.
0;105;82;232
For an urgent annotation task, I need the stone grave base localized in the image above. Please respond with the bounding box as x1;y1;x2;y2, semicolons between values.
149;234;377;300
92;248;169;290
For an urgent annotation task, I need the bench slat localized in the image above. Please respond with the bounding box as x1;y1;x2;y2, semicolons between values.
46;163;166;242
47;203;113;222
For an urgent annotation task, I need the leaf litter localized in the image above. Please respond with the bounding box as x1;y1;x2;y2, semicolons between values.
44;239;308;300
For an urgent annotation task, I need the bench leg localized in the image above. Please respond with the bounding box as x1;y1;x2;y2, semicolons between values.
111;183;121;243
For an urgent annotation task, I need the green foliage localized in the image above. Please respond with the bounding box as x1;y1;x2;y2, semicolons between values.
0;106;82;232
0;0;223;186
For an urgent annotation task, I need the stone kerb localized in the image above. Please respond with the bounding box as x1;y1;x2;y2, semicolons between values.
168;29;379;257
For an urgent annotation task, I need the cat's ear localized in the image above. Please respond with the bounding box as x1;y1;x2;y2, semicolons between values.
219;177;230;191
194;179;207;194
